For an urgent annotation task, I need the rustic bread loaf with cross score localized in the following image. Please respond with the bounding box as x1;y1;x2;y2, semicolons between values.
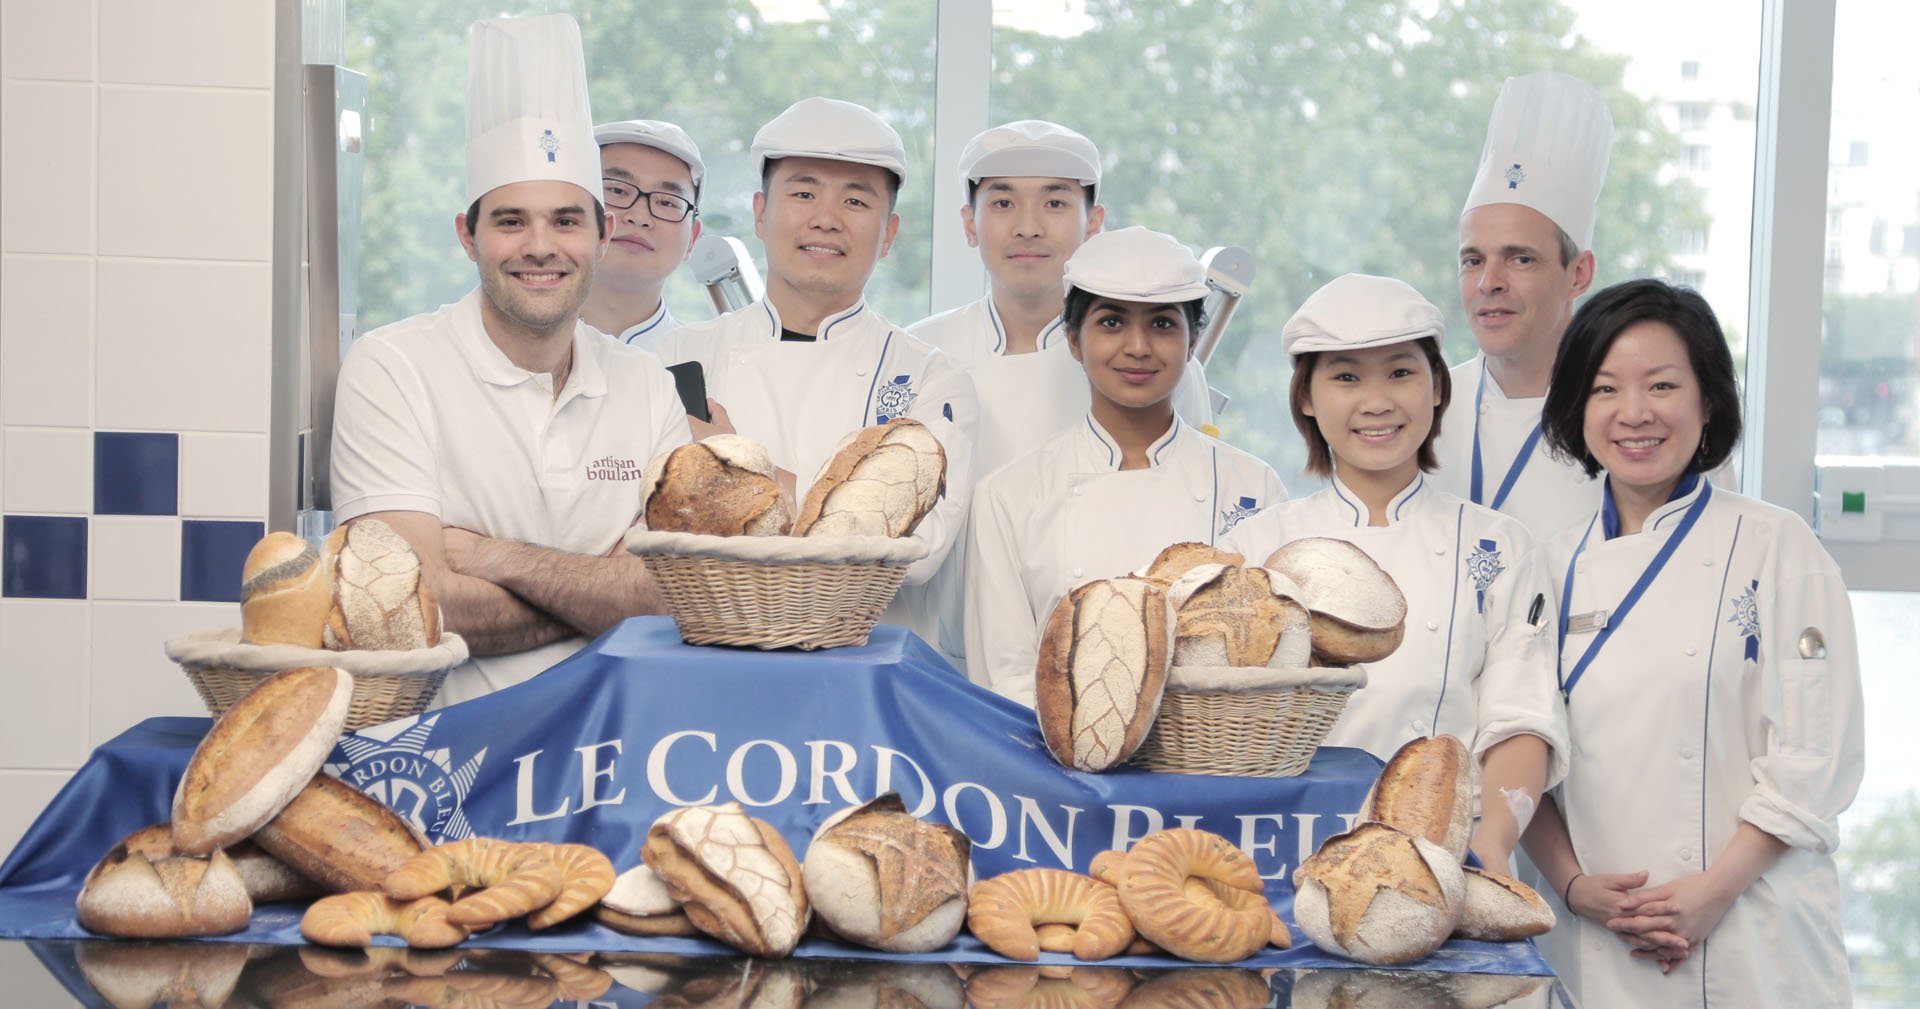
75;843;252;938
1034;576;1173;773
802;793;972;953
1165;562;1312;668
322;518;441;651
639;435;796;536
1292;821;1466;965
794;418;946;538
1263;537;1407;664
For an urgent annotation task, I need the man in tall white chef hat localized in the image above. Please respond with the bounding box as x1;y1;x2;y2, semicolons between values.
645;97;978;654
908;121;1218;671
581;119;705;343
1431;71;1613;539
330;14;690;704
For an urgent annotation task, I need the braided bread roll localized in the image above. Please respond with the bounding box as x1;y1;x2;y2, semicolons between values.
383;837;563;928
966;869;1134;961
300;891;468;948
1115;829;1271;963
524;843;614;930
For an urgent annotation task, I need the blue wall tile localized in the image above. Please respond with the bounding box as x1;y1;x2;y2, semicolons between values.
3;515;88;598
94;432;179;516
180;519;263;602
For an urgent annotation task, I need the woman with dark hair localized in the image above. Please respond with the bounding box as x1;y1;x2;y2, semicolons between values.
1524;278;1863;1008
1223;273;1566;871
964;227;1285;705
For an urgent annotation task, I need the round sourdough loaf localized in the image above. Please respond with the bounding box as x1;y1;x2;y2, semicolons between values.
170;665;353;855
794;418;946;538
639;435;795;536
802;793;971;952
322;519;440;651
1357;734;1475;862
642;802;810;958
1292;821;1465;965
114;822;317;903
1034;577;1173;773
1139;541;1245;585
1263;537;1407;664
1166;563;1311;668
240;531;331;648
75;845;251;938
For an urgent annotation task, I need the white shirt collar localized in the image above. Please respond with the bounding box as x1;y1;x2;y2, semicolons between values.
617;301;674;343
456;289;606;399
757;297;871;342
1327;470;1428;528
1076;414;1187;473
984;296;1068;354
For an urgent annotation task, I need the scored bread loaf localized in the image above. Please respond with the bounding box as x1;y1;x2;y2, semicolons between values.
638;435;795;536
801;793;971;953
170;665;353;855
1034;577;1173;773
1291;821;1465;965
250;771;428;892
241;531;332;648
1357;734;1474;862
794;418;946;538
1165;563;1311;668
75;845;252;939
114;823;317;903
1263;537;1407;664
1454;865;1555;942
1139;541;1246;585
323;518;440;651
642;802;811;958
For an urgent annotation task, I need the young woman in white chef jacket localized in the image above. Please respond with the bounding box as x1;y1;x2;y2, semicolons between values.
965;227;1286;707
1220;273;1566;870
1519;279;1863;1008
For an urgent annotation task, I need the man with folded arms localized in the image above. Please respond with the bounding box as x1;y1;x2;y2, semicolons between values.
581;118;704;344
330;14;689;704
646;97;978;655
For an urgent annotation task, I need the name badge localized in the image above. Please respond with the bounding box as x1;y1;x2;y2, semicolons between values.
1566;609;1609;635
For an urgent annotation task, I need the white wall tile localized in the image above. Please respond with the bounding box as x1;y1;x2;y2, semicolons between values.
89;601;233;744
0;771;79;880
0;82;95;255
180;432;267;518
99;0;272;89
95;259;270;433
97;87;272;261
0;934;83;1008
0;255;93;427
1;427;91;513
89;516;181;601
0;601;89;768
1;0;95;82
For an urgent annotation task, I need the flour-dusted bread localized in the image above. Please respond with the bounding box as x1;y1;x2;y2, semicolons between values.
1166;563;1312;668
639;435;795;537
802;793;971;953
250;771;428;892
1139;541;1245;585
113;822;317;904
1291;822;1466;965
1357;734;1474;863
642;802;810;958
170;665;353;855
322;518;440;651
1454;865;1555;942
794;418;946;538
241;531;332;648
75;845;251;939
1035;577;1173;773
1263;537;1407;664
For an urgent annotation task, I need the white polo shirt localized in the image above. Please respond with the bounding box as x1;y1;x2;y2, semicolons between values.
331;288;692;700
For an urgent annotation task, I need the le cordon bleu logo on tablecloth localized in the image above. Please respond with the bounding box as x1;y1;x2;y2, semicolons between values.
328;714;486;843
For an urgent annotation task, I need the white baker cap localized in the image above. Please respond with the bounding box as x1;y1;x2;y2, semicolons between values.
750;97;906;183
958;120;1101;188
595;119;707;198
1063;226;1207;303
465;14;599;206
1282;274;1444;357
1461;71;1615;251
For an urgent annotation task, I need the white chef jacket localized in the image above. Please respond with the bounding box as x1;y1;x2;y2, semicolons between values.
1432;355;1601;543
908;295;1218;672
331;289;692;703
646;298;980;649
1221;474;1568;781
614;300;679;345
1535;476;1863;1009
966;415;1286;706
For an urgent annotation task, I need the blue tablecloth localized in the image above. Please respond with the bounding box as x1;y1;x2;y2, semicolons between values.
0;616;1552;976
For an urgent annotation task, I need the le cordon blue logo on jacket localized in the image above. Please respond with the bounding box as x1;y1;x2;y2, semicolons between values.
1730;579;1761;661
329;715;487;842
1504;162;1526;189
875;375;917;422
1219;496;1258;536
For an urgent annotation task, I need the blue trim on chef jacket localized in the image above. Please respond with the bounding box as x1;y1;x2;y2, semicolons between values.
1207;444;1221;545
1331;480;1365;527
1698;513;1741;1006
988;304;1006;354
821;303;866;343
1086;416;1117;468
1149;418;1183;466
862;330;894;425
1602;471;1701;540
1434;503;1467;730
1393;475;1425;523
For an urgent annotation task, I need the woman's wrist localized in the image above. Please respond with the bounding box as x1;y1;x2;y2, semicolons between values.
1561;872;1585;909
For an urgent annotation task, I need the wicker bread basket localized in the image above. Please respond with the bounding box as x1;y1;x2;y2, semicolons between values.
165;628;469;731
624;528;930;650
1131;663;1367;777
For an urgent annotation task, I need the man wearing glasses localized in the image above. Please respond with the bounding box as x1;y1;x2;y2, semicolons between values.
581;120;704;344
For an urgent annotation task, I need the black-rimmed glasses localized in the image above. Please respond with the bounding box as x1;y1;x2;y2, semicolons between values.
602;179;697;222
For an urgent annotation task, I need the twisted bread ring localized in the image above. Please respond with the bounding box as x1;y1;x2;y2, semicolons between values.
383;837;563;928
524;843;615;930
1115;829;1271;962
967;869;1134;961
300;891;469;948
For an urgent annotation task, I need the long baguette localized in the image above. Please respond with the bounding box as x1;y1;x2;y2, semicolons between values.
251;772;428;892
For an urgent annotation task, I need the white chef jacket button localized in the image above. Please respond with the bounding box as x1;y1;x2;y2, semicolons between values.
1680;745;1695;759
1678;846;1692;860
1433;545;1446;555
1409;717;1423;731
1071;486;1083;497
855;367;868;377
1685;646;1697;656
1480;403;1490;415
1194;491;1206;502
1425;618;1439;631
1071;566;1084;578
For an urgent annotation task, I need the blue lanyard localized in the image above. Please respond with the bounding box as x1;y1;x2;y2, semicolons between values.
1557;480;1714;698
1469;364;1544;512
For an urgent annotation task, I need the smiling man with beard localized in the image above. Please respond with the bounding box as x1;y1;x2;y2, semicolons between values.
329;14;691;704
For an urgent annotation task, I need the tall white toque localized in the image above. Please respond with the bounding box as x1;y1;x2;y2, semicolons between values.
1461;71;1615;252
465;14;600;206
